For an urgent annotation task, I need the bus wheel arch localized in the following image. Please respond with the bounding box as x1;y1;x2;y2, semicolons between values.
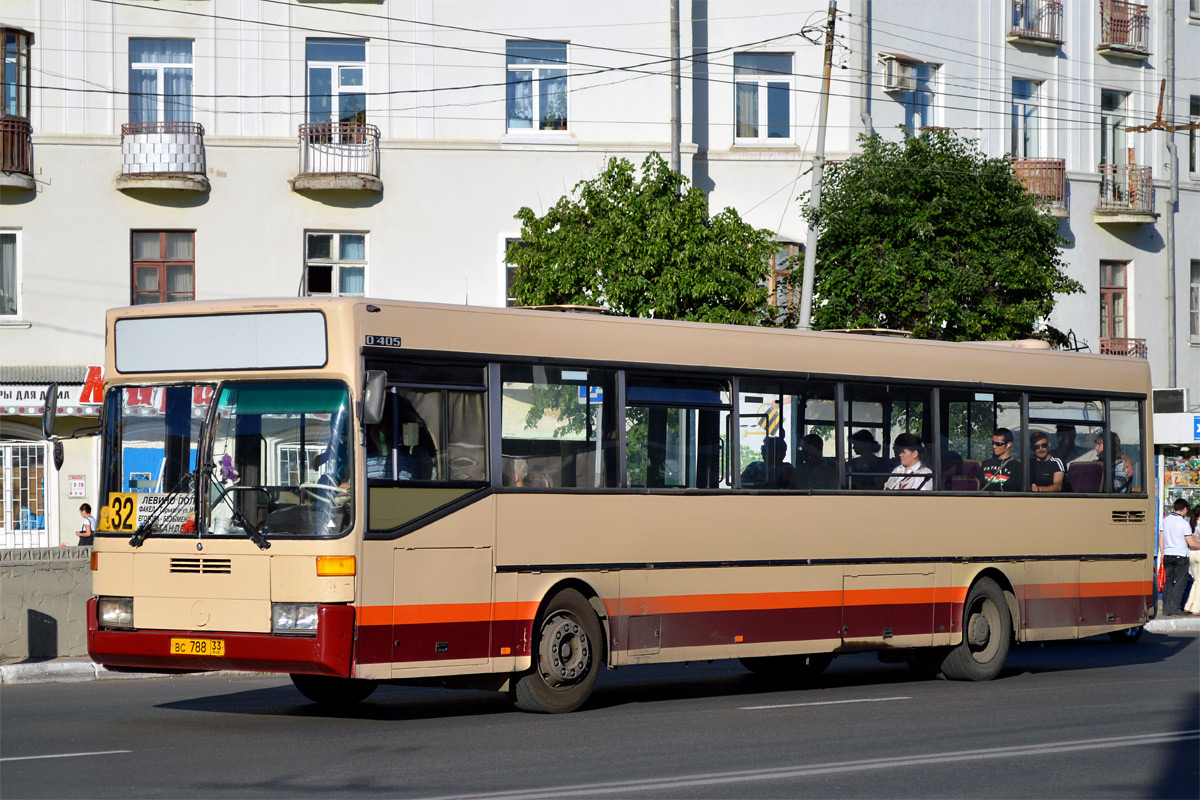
941;574;1013;681
513;584;605;713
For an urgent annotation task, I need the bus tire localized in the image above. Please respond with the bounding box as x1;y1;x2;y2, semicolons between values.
513;589;602;714
940;577;1011;682
1107;626;1144;644
740;653;833;680
290;673;377;705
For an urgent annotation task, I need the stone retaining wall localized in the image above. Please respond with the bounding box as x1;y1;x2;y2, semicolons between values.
0;548;92;660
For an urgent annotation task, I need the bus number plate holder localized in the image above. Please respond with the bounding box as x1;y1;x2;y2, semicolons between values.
169;638;225;657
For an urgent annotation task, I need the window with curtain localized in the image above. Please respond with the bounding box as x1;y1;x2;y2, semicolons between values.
1011;79;1040;157
1189;96;1198;174
1190;260;1199;342
506;41;568;131
305;39;367;133
0;231;18;316
129;39;193;124
131;231;194;304
733;53;792;141
305;232;366;297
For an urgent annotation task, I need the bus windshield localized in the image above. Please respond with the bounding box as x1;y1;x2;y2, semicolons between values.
206;380;354;539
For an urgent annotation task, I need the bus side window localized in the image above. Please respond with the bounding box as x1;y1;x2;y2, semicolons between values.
626;376;731;490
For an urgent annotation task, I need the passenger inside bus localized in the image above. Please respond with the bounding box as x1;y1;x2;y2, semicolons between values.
846;429;886;490
740;436;792;489
790;434;837;489
883;433;933;490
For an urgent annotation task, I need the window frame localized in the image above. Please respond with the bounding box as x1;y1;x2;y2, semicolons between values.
733;52;794;143
505;41;569;133
1011;78;1041;158
1099;260;1129;339
1189;259;1200;343
128;38;194;124
303;231;368;298
0;229;20;319
767;242;801;319
130;230;195;305
1188;96;1199;176
305;38;368;130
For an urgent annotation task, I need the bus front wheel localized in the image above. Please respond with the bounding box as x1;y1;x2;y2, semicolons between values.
290;673;377;705
513;589;602;714
940;577;1011;681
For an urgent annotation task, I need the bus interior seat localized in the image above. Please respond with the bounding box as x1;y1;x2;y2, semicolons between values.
961;459;982;479
949;476;979;492
1067;461;1104;493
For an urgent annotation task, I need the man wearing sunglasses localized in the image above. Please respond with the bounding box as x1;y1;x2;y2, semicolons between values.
981;427;1023;492
1029;431;1065;493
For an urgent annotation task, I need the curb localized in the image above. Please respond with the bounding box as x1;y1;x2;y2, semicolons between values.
4;618;1196;686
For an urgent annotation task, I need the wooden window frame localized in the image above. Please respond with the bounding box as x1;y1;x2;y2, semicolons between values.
131;230;195;305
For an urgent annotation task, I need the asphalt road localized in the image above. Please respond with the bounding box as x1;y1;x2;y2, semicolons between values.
2;632;1197;799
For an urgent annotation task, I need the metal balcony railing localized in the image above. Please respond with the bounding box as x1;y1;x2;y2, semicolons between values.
1011;157;1066;211
297;122;380;177
1096;164;1154;215
120;121;206;176
1098;0;1149;54
1010;0;1064;44
1099;337;1147;358
0;117;33;175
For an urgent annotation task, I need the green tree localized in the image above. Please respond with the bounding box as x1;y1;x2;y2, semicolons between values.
802;130;1081;342
507;152;779;325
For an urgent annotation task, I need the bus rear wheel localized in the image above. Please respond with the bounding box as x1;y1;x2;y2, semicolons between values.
513;589;602;714
290;673;377;705
740;653;833;680
940;577;1011;681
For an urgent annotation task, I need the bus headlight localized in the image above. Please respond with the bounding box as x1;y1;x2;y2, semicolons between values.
98;596;134;629
272;603;319;635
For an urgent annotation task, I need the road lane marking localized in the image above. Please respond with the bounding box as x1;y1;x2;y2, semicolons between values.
419;729;1200;800
0;750;132;762
741;695;912;710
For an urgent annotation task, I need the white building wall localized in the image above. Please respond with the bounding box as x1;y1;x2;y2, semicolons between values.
2;0;1198;541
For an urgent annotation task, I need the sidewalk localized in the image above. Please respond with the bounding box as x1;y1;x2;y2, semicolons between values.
3;617;1197;686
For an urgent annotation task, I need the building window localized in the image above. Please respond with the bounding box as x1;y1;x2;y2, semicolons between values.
1099;261;1128;339
129;39;193;124
1190;260;1200;342
306;39;367;128
767;242;801;317
0;230;18;317
506;41;567;131
305;232;366;297
1100;90;1127;168
132;231;194;304
1011;79;1040;157
3;27;32;119
1189;96;1199;175
734;53;792;141
881;56;936;130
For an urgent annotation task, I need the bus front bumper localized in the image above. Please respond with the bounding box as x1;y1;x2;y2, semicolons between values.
86;598;356;677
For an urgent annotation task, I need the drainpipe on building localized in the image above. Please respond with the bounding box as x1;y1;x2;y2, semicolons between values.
670;0;681;175
1164;0;1178;388
858;0;873;136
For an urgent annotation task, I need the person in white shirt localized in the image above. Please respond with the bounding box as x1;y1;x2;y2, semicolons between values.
884;433;932;491
1160;498;1192;616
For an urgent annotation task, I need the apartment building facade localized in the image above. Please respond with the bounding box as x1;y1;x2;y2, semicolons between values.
2;0;1198;545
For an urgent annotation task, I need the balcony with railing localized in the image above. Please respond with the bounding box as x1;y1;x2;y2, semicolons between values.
116;121;208;192
1094;164;1156;223
1097;0;1150;59
291;122;382;192
0;117;33;190
1008;1;1064;47
1099;337;1147;358
1011;157;1067;216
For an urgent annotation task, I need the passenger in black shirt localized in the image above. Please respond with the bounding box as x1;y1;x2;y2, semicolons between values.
1028;431;1065;493
981;427;1023;492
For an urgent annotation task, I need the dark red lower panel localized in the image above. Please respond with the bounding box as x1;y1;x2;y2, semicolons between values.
87;599;355;677
356;621;495;665
1079;593;1150;628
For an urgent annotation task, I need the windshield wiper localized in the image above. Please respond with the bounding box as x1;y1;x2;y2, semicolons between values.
129;469;197;548
204;466;271;551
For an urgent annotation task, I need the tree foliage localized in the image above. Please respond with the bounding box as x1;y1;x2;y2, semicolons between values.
507;152;780;325
803;131;1081;342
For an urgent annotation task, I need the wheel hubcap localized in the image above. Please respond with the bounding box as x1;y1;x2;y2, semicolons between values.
966;597;1002;662
538;613;591;688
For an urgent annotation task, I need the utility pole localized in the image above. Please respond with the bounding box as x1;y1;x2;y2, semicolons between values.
670;0;681;174
797;1;837;330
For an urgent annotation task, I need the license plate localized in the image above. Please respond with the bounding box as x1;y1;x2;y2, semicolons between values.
169;638;225;657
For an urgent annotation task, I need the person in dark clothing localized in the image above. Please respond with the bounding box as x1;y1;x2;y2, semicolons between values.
981;427;1023;492
1029;431;1065;493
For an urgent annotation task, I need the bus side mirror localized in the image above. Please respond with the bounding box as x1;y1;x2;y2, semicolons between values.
362;370;387;426
41;382;58;439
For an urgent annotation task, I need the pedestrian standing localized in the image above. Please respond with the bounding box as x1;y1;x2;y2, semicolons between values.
1159;498;1191;616
77;503;96;547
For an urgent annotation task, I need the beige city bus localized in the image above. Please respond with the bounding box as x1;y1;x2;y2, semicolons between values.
80;298;1155;713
